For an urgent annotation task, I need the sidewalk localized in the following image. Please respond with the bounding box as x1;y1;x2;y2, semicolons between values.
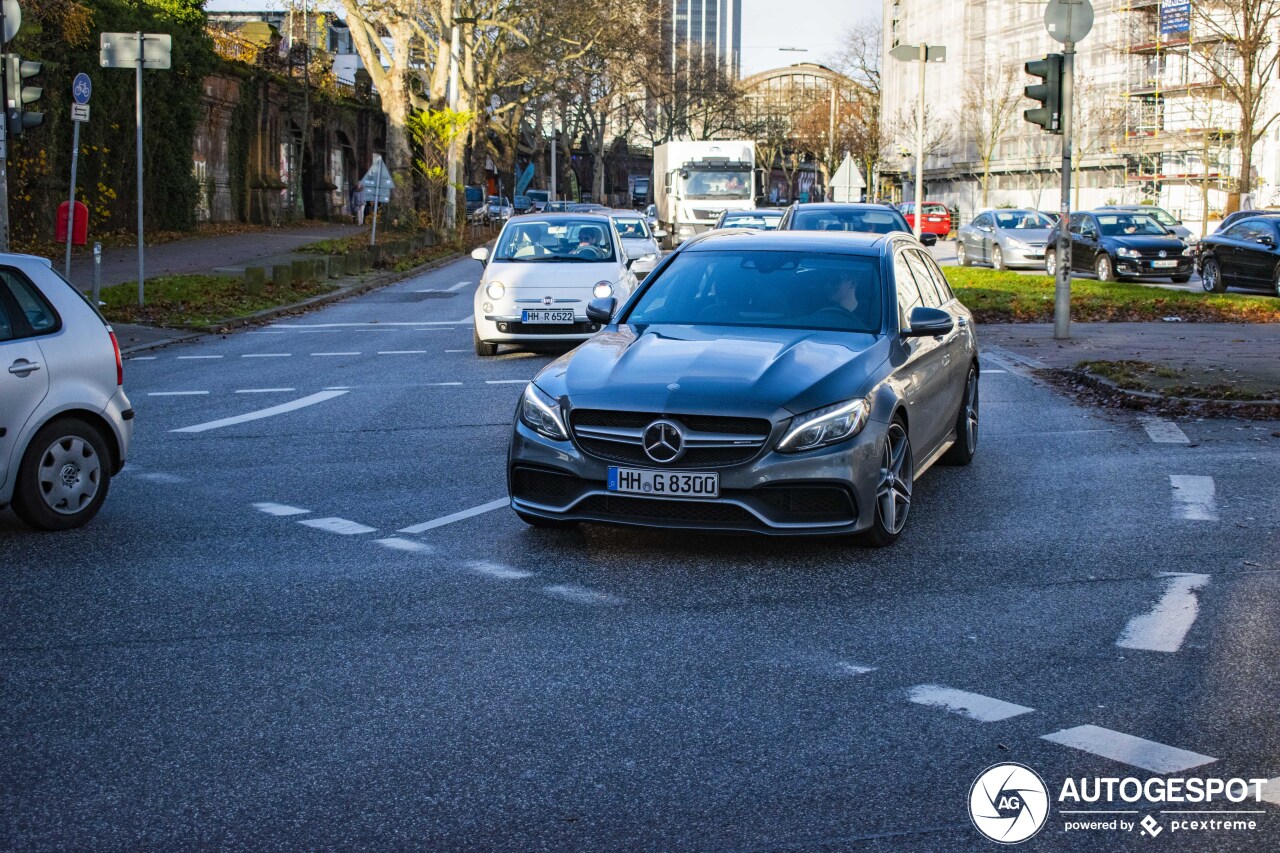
983;322;1279;400
65;222;367;291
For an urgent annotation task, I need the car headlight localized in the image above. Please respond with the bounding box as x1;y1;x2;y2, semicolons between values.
1182;245;1195;256
1005;238;1029;250
519;383;568;441
678;225;695;236
1117;247;1140;259
593;281;614;299
486;281;505;299
777;398;871;453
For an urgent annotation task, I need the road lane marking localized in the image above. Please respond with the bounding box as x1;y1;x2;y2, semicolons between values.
375;537;434;553
542;584;624;606
485;379;527;385
299;517;376;535
1041;725;1217;773
236;388;296;394
253;502;310;517
242;353;292;358
466;561;534;579
982;369;1007;374
1117;572;1211;653
836;662;877;676
1141;416;1190;444
134;472;187;483
127;356;157;361
148;391;210;396
272;321;468;327
323;386;353;390
445;349;467;353
398;498;509;533
426;382;463;387
907;685;1034;722
171;390;349;433
1261;778;1280;806
377;350;428;355
178;355;223;360
1170;475;1218;521
312;351;361;356
449;280;471;291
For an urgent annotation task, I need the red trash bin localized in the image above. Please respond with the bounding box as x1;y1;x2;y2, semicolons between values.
57;201;89;245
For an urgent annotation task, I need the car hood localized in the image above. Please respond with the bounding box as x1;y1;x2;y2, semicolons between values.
534;324;888;416
1106;235;1187;251
483;259;621;291
997;228;1052;243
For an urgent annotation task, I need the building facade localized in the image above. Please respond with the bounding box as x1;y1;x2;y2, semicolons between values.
663;0;743;78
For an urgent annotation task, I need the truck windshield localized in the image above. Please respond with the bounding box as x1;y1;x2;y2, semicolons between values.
684;169;751;200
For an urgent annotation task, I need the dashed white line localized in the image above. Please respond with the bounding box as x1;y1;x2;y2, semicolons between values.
542;584;625;606
236;388;296;394
836;662;877;676
1170;475;1218;521
907;685;1034;722
375;537;434;553
466;561;535;580
485;379;528;385
398;498;509;534
178;355;223;360
133;472;187;483
253;502;310;517
448;280;471;291
426;381;463;387
311;351;361;356
148;391;210;397
241;353;292;358
298;517;377;535
1141;416;1190;444
983;369;1007;374
127;356;157;361
444;349;468;353
1041;725;1217;773
171;390;349;433
1117;572;1211;653
377;350;428;355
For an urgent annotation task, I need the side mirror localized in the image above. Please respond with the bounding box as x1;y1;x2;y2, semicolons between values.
471;247;490;263
920;233;938;247
653;229;668;238
586;296;616;325
904;306;954;338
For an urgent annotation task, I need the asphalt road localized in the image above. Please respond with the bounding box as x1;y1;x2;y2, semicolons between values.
2;257;1278;851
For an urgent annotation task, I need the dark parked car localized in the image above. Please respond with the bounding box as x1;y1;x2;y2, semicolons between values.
1213;209;1278;234
1045;211;1193;283
1198;215;1280;296
513;195;534;214
507;229;978;545
777;202;937;246
1095;204;1196;244
714;208;784;230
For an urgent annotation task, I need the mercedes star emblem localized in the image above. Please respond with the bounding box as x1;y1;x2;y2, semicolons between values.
642;419;685;463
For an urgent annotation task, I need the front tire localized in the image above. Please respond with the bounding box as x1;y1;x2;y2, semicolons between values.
12;418;112;531
942;366;979;466
862;420;913;548
957;242;971;267
992;246;1005;271
1095;254;1114;282
474;327;498;357
1202;257;1225;293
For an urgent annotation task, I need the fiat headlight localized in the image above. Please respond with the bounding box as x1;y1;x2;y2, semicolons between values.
519;383;568;440
486;281;505;299
1117;247;1140;259
593;281;614;299
777;398;871;453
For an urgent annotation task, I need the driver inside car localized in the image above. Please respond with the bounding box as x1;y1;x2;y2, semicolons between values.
572;225;606;258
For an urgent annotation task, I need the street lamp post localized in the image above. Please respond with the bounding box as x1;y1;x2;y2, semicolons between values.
889;42;946;240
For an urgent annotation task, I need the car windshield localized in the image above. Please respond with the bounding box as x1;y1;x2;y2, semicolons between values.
493;219;617;263
994;211;1052;230
1126;207;1176;226
904;203;948;215
613;218;650;239
723;213;782;229
625;250;882;333
1097;214;1169;237
791;208;909;234
683;169;751;200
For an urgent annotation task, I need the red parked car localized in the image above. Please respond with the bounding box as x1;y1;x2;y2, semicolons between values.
898;201;953;237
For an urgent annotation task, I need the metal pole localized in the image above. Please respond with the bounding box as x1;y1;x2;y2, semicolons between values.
914;43;925;240
550;128;557;201
91;241;101;305
1054;41;1075;340
136;32;145;307
0;6;10;254
65;119;81;279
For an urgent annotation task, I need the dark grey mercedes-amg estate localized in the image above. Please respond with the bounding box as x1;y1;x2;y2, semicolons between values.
506;229;979;544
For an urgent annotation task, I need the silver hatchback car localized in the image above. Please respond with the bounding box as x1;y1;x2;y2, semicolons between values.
1;254;133;530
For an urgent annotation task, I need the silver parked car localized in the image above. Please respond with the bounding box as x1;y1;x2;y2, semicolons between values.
1;254;132;530
956;209;1055;270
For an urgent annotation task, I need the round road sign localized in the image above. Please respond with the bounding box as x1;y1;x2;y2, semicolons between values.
72;73;92;105
1045;0;1094;44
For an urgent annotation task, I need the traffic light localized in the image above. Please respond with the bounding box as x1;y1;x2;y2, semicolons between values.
5;53;43;136
1024;54;1063;134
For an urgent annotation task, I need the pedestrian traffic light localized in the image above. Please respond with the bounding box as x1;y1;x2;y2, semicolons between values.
5;53;43;135
1024;54;1063;134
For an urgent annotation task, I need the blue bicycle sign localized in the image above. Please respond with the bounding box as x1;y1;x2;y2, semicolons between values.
72;72;92;104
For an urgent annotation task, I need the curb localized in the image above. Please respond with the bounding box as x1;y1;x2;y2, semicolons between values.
116;249;469;355
1062;368;1280;408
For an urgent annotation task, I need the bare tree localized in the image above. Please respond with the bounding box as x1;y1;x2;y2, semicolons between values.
959;63;1022;208
830;19;886;196
1070;73;1127;208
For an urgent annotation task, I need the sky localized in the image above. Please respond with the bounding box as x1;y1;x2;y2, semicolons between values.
738;0;882;77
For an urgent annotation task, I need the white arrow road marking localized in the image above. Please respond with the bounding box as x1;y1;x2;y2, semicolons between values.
299;517;376;535
907;685;1034;722
171;390;349;433
448;280;471;291
1117;572;1211;653
542;584;624;606
253;502;310;517
466;561;534;580
1141;416;1190;444
836;662;877;676
374;537;434;553
1042;725;1217;773
398;498;509;534
1170;475;1218;521
1260;778;1280;806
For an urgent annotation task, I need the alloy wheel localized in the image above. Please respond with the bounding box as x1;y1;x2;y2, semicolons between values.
963;372;979;454
37;435;101;515
1096;255;1112;282
992;246;1004;271
876;423;913;536
1202;259;1222;293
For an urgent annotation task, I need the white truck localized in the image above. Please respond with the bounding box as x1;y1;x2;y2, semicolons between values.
653;140;756;247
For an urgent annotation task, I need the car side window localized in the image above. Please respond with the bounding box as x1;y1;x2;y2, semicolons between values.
919;250;955;304
894;251;923;328
1221;222;1250;240
0;289;14;342
905;250;942;308
1080;217;1099;239
973;213;991;229
1068;214;1084;234
0;268;60;336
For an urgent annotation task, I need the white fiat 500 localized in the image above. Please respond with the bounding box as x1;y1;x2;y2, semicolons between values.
471;214;639;356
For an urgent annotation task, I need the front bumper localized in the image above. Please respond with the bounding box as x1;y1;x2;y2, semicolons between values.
507;418;884;535
1114;257;1193;278
476;313;603;343
1002;246;1047;267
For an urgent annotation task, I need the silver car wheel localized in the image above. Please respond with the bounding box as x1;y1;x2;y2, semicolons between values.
876;423;913;536
963;373;979;454
37;435;102;515
992;246;1004;271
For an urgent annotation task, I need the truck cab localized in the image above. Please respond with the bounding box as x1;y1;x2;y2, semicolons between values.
654;141;757;248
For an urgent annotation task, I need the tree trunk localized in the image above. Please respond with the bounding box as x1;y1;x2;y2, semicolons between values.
1239;125;1255;197
981;162;990;208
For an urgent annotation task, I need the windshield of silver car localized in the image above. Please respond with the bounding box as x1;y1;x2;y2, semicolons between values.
994;211;1053;229
494;220;617;262
625;250;882;333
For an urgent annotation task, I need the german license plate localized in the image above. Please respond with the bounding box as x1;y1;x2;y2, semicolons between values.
521;309;575;324
607;467;719;498
1152;259;1178;268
